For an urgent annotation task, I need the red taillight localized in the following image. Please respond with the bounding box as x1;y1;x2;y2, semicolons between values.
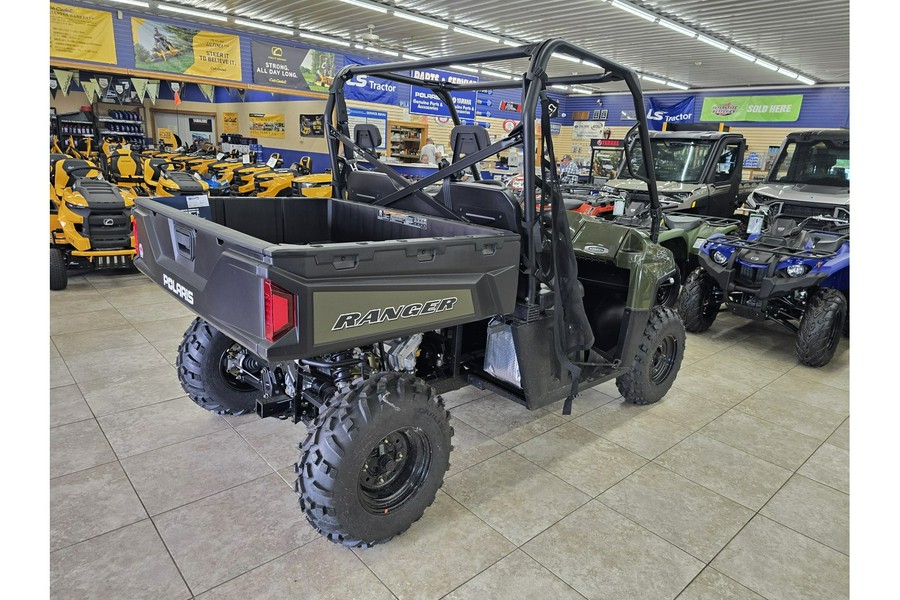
132;218;140;256
264;279;295;342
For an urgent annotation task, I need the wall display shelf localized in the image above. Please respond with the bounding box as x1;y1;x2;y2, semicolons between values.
387;121;428;163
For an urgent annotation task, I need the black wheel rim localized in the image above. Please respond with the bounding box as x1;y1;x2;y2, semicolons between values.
700;285;718;320
657;283;676;307
219;344;258;392
649;335;679;385
358;428;432;515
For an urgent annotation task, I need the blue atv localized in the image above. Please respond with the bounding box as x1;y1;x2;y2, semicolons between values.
676;207;848;367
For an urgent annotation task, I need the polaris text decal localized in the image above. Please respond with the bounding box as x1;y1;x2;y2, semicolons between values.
163;273;194;305
332;297;458;331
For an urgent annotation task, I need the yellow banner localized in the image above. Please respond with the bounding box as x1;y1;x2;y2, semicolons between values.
157;128;177;147
248;113;285;139
50;3;117;64
132;18;241;82
222;113;240;134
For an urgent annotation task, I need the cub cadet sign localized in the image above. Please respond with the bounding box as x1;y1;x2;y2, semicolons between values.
700;95;804;122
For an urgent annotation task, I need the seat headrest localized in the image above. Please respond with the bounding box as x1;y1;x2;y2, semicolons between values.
450;125;490;161
354;124;382;151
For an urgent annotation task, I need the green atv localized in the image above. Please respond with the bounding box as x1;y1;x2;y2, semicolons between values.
130;39;686;548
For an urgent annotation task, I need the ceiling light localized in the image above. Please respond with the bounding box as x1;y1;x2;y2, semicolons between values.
797;75;816;85
611;0;657;22
455;28;500;43
777;67;799;79
729;47;757;62
642;75;666;84
550;84;569;91
480;68;513;79
299;32;351;47
659;20;696;38
402;53;421;60
554;53;583;64
450;64;480;74
571;87;593;94
665;81;690;90
233;19;293;35
339;0;388;13
503;39;522;47
755;59;779;71
365;46;399;56
697;35;728;50
107;0;150;7
395;12;449;29
158;4;228;21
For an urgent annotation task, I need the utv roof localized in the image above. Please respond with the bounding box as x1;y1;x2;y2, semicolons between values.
647;131;739;141
783;129;850;142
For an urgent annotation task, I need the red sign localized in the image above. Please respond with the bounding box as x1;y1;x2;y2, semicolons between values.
499;100;521;112
502;119;517;133
590;138;624;148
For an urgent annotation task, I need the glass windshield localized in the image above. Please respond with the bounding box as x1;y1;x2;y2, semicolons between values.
624;140;715;184
770;138;850;187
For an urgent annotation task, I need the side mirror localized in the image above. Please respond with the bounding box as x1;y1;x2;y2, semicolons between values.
622;123;641;180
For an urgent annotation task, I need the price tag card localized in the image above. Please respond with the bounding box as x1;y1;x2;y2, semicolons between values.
216;152;225;160
266;155;278;168
613;199;625;216
242;154;251;164
692;237;707;249
185;195;210;208
748;214;764;235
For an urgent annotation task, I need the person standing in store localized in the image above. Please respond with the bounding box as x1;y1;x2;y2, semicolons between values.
559;154;581;184
420;138;438;164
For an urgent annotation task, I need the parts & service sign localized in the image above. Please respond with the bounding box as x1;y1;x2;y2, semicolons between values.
409;69;479;121
700;95;804;122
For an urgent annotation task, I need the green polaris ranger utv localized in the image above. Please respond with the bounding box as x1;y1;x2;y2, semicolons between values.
131;39;685;548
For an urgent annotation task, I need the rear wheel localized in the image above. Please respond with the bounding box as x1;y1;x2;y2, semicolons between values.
676;268;720;332
796;289;847;367
50;248;67;290
296;372;452;548
617;306;686;405
176;318;264;414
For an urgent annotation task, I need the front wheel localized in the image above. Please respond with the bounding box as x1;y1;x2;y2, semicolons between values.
676;268;721;332
176;318;264;414
655;269;681;308
296;372;452;548
796;289;847;367
50;248;67;290
617;306;686;405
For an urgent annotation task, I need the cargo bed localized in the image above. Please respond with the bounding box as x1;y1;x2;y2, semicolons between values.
132;196;521;362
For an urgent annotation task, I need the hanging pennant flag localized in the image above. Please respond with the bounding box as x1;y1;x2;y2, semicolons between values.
54;69;74;96
146;80;160;105
224;87;234;96
131;78;148;103
50;75;59;99
72;71;81;88
171;81;183;106
113;79;131;104
96;76;111;101
237;88;246;102
198;83;215;103
81;79;97;103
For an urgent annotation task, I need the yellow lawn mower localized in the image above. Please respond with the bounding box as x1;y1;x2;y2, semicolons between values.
230;153;283;195
50;155;136;290
253;156;314;197
141;157;210;197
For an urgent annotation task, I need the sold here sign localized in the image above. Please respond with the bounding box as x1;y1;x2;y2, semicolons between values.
700;95;803;122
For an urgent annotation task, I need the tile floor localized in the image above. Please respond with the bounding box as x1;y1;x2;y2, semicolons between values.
49;271;850;600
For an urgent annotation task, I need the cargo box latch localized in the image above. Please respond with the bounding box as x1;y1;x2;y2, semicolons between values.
174;224;194;261
332;255;358;270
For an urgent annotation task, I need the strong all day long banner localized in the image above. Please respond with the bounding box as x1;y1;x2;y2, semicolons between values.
700;95;804;122
50;3;117;64
132;18;241;81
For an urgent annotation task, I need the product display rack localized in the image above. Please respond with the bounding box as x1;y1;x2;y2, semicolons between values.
93;101;148;148
387;121;428;163
57;109;95;140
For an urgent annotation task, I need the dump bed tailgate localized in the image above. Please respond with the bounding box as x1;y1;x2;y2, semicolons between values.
133;198;520;362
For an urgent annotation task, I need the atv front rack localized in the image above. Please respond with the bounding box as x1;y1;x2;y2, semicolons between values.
706;229;848;260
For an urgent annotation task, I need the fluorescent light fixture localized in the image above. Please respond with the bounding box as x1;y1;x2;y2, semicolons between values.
395;12;449;29
108;0;150;7
480;68;513;79
554;53;583;64
158;4;228;21
365;46;399;56
797;75;816;85
299;32;351;47
642;75;666;84
659;19;696;38
777;67;799;79
455;28;500;43
665;81;690;90
503;39;521;47
402;53;421;60
233;19;293;35
450;64;480;73
550;84;569;91
571;87;593;94
729;47;757;62
697;35;728;50
611;0;658;22
582;60;602;69
340;0;388;13
755;59;779;71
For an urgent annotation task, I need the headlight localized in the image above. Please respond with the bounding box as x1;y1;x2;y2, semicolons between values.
601;185;617;194
713;251;728;265
64;201;85;211
785;264;809;277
